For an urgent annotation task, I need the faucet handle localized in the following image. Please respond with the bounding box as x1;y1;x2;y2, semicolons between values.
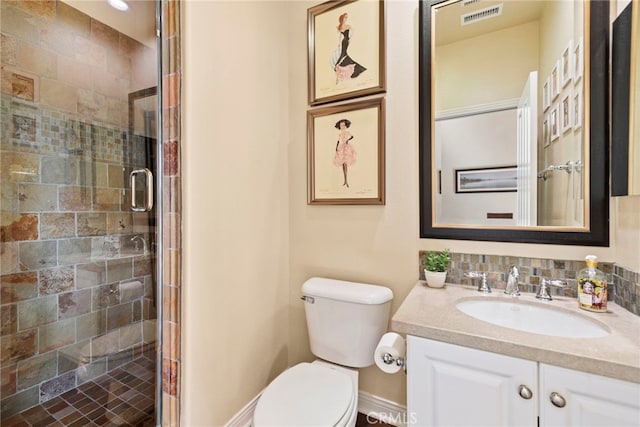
536;279;568;301
465;271;491;294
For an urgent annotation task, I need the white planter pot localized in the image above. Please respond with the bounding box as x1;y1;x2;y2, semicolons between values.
424;270;447;288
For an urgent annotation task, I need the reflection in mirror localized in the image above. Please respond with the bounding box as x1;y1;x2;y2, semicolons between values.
419;0;609;245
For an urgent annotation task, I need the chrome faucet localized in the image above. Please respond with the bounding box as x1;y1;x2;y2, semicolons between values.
130;235;148;254
536;279;568;301
505;265;521;296
465;271;491;294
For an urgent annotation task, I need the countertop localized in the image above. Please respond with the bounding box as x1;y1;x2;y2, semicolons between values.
391;282;640;383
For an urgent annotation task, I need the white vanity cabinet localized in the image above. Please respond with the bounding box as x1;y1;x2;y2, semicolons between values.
407;336;537;426
407;336;640;426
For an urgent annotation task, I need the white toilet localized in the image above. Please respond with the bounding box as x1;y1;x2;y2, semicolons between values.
253;277;393;427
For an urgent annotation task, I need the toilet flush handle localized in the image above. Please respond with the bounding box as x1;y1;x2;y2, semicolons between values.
300;295;315;303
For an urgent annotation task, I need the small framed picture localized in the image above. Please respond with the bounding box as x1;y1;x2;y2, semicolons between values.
550;103;560;141
307;97;385;204
573;37;583;84
561;93;572;134
543;115;550;147
542;77;550;111
561;40;573;88
573;88;582;130
551;60;560;100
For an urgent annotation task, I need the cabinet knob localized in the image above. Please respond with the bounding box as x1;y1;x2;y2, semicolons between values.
518;384;533;400
549;392;566;408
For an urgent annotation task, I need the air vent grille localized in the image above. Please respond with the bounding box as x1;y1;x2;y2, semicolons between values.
462;0;481;6
461;3;503;25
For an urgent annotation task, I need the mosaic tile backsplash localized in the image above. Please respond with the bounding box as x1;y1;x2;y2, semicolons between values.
419;251;639;316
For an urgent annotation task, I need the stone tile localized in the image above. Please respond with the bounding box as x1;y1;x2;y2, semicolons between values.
2;33;18;65
17;183;57;212
58;186;91;211
39;370;76;403
16;351;57;390
75;261;106;289
106;48;132;80
0;4;40;43
90;235;119;259
13;0;56;19
119;322;142;350
0;385;39;419
163;176;181;214
106;302;132;331
56;54;93;90
17;295;57;330
1;243;19;275
134;255;152;277
106;212;132;235
0;151;39;183
38;266;74;296
93;188;120;211
18;240;57;270
76;309;106;342
120;280;144;303
162;358;178;396
39;318;75;353
40;22;76;58
41;157;77;185
11;114;36;142
0;329;37;366
91;329;118;360
77;88;107;122
163;249;180;287
90;19;119;51
106;258;132;283
17;40;57;79
0;272;37;305
0;213;38;242
1;303;17;336
76;358;107;385
55;1;91;38
77;213;106;236
20;404;52;425
58;238;92;266
107;164;126;189
40;213;76;239
58;289;91;320
1;364;17;396
73;35;106;68
163;140;179;176
92;66;127;101
39;78;78;114
163;321;179;361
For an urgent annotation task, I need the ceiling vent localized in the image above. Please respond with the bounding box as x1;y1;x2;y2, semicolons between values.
461;3;503;25
461;0;481;6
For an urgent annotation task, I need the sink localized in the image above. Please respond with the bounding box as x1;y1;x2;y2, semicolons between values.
456;298;610;338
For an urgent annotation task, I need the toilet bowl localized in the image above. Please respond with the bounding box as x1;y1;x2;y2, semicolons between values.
253;360;358;427
252;278;393;427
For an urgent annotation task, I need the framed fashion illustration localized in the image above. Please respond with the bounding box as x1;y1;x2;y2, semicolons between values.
307;0;385;105
307;97;385;205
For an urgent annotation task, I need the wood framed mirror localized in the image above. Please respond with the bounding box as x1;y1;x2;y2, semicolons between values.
419;0;609;245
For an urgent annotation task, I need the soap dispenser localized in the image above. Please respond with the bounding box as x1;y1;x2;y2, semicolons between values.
577;255;607;313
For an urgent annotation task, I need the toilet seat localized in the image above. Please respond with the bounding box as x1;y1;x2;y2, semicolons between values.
253;362;356;427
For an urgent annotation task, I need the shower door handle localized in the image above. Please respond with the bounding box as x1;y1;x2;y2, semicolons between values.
130;168;154;212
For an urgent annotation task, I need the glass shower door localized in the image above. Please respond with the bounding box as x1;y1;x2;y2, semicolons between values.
1;1;160;424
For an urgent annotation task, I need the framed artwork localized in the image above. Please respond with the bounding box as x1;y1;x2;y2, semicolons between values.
561;93;572;133
573;37;583;84
561;40;573;87
307;0;385;105
551;60;560;100
543;77;550;111
455;166;517;193
573;88;582;130
543;115;550;147
550;103;560;141
307;97;385;204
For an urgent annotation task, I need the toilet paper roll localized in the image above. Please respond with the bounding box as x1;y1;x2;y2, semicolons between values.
374;332;406;374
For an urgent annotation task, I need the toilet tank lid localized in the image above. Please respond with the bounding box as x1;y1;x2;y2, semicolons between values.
302;277;393;304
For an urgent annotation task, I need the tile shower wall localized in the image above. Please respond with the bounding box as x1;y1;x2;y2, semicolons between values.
419;251;640;316
1;0;156;418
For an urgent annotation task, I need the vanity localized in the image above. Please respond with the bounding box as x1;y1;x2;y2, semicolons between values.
392;283;640;426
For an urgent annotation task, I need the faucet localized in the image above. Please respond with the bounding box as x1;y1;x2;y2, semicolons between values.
465;271;491;294
536;279;568;301
130;235;148;254
504;265;521;296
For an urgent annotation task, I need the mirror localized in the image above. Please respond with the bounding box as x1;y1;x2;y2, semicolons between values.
419;0;609;245
612;1;640;196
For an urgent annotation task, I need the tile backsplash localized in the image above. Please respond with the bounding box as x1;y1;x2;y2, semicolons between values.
419;251;639;316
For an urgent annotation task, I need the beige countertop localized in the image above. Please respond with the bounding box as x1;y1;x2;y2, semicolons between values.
391;282;640;383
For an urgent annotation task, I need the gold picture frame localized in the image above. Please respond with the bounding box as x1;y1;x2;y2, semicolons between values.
307;98;385;205
307;0;385;105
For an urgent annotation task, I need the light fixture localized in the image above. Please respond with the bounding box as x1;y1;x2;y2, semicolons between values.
108;0;129;11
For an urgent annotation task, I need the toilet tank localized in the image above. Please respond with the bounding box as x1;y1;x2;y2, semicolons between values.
302;277;394;368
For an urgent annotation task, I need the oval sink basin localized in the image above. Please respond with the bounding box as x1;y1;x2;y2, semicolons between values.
456;299;610;338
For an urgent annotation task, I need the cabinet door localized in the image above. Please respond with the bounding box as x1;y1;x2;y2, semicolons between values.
540;364;640;426
407;336;537;427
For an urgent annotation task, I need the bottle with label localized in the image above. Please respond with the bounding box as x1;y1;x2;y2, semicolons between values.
577;255;607;312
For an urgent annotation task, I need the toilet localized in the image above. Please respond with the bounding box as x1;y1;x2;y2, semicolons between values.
253;277;393;427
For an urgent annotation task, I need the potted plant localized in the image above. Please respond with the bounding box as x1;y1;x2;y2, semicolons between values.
423;249;450;288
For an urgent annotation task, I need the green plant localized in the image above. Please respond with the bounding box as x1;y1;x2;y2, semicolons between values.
423;249;450;273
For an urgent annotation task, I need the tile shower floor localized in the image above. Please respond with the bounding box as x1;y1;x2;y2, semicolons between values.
2;355;156;427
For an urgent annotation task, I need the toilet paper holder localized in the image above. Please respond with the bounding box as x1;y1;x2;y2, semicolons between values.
381;352;406;372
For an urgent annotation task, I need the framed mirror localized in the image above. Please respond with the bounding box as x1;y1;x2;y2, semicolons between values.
612;1;640;196
419;0;609;245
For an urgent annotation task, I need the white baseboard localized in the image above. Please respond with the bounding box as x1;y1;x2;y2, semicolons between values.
224;393;260;427
224;390;407;427
358;391;408;427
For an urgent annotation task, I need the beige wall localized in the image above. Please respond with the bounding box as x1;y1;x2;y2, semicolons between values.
182;1;291;425
182;0;639;423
